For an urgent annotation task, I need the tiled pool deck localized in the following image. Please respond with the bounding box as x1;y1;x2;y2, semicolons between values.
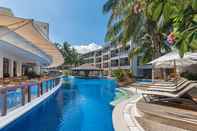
113;86;197;131
113;87;144;131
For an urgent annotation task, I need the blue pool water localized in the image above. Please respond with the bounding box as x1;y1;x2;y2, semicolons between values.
2;77;117;131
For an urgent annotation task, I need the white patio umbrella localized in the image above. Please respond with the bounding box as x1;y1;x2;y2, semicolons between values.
149;51;197;68
148;51;197;80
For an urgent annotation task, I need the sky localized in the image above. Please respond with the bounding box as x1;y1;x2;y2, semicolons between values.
0;0;108;53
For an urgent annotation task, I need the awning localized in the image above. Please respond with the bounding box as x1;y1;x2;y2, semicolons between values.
0;14;64;68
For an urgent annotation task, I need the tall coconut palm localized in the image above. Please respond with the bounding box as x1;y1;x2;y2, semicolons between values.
103;0;169;64
55;42;82;67
103;0;196;64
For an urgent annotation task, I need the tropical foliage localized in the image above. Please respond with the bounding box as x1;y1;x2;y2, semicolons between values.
112;69;132;81
55;42;82;67
103;0;197;63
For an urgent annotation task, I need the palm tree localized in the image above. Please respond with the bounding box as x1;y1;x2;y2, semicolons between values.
103;0;166;64
55;42;82;68
172;0;197;56
103;0;196;64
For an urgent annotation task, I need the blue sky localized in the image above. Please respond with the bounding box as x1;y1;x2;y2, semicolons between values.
0;0;108;47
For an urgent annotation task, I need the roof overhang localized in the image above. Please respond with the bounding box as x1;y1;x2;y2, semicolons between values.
0;40;49;65
0;14;64;68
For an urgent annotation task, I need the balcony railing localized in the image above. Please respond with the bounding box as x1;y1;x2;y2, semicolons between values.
103;63;109;68
0;76;62;116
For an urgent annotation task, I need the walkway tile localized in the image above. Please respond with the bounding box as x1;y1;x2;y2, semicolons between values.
123;104;133;113
129;127;140;131
124;113;135;127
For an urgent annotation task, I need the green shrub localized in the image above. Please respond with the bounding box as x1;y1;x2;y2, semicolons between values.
63;70;71;76
125;69;133;78
112;69;124;81
181;72;197;80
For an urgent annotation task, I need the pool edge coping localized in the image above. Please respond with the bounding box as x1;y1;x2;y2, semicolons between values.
112;87;144;131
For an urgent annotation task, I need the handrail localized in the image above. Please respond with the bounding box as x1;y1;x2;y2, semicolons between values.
0;75;62;116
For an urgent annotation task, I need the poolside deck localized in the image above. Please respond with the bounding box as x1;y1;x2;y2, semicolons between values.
136;99;197;131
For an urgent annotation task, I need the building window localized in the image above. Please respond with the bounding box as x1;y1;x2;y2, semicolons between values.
3;58;10;78
111;49;119;57
111;60;119;67
120;57;130;66
96;57;102;63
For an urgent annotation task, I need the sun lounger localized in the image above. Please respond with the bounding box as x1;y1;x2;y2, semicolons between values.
150;78;186;87
132;78;186;88
129;78;187;91
142;82;197;103
147;80;191;92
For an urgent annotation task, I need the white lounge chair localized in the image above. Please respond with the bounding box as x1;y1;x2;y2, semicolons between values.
132;78;186;88
147;80;191;92
142;82;197;103
149;78;186;87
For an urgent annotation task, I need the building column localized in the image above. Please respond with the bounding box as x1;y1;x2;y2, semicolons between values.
9;59;13;77
17;62;22;77
33;65;41;75
0;56;3;78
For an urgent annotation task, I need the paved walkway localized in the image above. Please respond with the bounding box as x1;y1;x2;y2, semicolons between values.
122;97;144;131
113;86;144;131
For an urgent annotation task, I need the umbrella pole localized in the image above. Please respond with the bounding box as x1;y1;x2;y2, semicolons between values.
174;59;177;79
152;64;155;82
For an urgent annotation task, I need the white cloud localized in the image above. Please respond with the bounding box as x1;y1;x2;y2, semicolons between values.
73;43;102;54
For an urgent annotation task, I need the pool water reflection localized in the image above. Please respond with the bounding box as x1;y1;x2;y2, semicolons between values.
2;77;117;131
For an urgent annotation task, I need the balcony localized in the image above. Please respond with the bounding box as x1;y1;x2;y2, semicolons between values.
89;58;95;64
95;51;102;57
111;49;119;58
103;55;109;61
103;62;109;68
119;46;130;58
102;47;109;54
120;58;130;66
111;60;119;67
96;64;102;68
96;57;102;63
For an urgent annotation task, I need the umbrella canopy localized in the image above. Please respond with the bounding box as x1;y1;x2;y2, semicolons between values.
149;51;197;68
0;14;64;68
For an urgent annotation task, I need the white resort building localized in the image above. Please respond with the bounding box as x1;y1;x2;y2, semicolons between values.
80;42;144;77
0;7;64;79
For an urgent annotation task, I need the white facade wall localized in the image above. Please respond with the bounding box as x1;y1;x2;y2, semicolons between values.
0;56;3;78
17;62;22;77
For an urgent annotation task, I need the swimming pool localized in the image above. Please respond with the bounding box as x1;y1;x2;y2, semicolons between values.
2;77;117;131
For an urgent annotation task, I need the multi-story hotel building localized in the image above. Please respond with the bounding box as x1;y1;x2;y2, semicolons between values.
80;42;140;76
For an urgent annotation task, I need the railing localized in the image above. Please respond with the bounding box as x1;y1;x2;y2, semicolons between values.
0;76;61;116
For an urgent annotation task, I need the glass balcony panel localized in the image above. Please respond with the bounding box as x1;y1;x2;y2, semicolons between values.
7;88;22;112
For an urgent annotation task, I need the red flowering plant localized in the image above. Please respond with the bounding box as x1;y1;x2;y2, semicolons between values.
133;1;142;14
167;32;176;46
